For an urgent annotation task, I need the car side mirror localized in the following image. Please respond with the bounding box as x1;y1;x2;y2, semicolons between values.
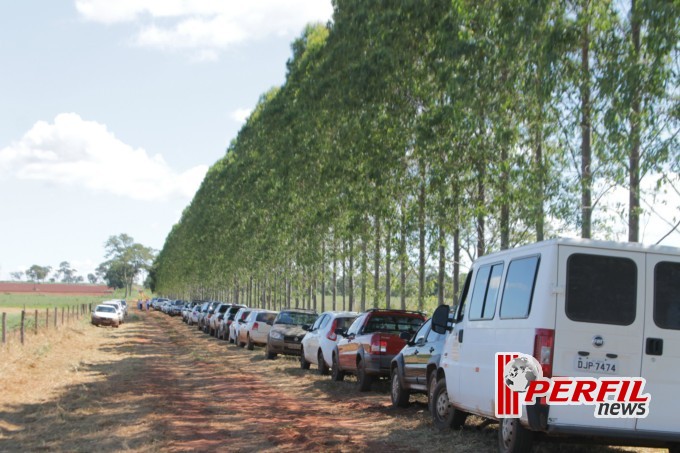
335;327;346;337
267;320;274;326
302;324;311;331
399;331;412;342
431;304;452;334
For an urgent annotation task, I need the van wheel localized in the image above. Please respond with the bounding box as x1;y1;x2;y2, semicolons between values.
431;378;467;431
300;347;311;370
427;373;438;413
498;417;534;453
318;350;329;375
331;354;345;381
667;444;680;453
357;359;373;392
390;368;410;408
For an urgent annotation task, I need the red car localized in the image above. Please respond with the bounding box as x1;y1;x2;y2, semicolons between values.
331;309;426;391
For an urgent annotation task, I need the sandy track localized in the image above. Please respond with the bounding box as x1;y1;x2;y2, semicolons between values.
0;311;664;452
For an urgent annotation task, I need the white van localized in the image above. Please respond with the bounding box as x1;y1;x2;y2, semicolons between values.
430;238;680;452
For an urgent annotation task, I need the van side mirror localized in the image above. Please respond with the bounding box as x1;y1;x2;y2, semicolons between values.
431;304;451;334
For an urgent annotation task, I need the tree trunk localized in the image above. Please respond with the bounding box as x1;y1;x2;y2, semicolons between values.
534;126;545;242
400;209;407;310
629;0;641;243
500;146;510;250
349;237;354;312
373;215;381;309
580;17;592;239
385;223;391;310
360;230;367;312
453;226;460;304
321;241;326;312
342;240;347;311
477;165;486;257
418;178;426;312
438;224;445;306
332;240;337;311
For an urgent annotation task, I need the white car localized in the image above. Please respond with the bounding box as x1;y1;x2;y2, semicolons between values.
300;311;359;374
101;300;125;324
91;304;120;327
237;309;277;349
229;308;251;344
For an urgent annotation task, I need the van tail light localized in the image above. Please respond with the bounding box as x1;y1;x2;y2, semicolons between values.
253;322;259;331
327;319;338;341
371;335;388;354
534;328;555;379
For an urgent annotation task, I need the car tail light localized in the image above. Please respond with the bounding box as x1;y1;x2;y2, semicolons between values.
534;328;554;378
327;319;338;341
371;335;388;354
253;322;259;331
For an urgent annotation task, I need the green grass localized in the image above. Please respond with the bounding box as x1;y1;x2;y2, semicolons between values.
0;289;128;310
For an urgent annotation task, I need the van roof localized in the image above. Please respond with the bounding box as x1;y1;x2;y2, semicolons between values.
478;237;680;263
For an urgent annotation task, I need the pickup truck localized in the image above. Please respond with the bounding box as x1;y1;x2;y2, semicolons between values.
332;309;426;391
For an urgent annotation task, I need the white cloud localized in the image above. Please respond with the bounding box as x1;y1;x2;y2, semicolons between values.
0;113;208;202
230;108;252;124
75;0;333;58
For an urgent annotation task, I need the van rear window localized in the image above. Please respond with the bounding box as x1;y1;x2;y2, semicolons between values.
654;261;680;330
566;254;637;326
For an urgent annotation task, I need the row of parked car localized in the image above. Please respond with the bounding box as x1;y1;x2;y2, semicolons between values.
149;238;680;453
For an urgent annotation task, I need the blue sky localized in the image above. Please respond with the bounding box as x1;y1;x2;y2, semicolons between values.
0;0;333;280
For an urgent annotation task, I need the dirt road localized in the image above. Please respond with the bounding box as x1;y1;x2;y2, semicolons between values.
0;311;664;452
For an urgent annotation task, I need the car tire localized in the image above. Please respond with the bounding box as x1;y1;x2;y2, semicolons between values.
238;338;246;348
265;343;277;360
247;335;254;350
318;350;329;375
299;347;311;369
427;372;438;414
331;353;345;381
498;417;534;453
357;359;373;392
431;378;468;431
390;368;410;408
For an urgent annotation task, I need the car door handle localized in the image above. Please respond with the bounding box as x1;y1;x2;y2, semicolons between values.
413;350;419;355
429;347;435;353
646;338;663;356
458;329;464;343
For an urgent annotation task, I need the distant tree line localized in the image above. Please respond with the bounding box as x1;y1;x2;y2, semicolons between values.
152;0;679;312
10;234;155;297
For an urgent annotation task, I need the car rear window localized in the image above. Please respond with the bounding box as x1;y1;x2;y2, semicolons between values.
566;253;637;326
363;315;424;334
96;306;116;313
654;261;680;330
335;316;357;330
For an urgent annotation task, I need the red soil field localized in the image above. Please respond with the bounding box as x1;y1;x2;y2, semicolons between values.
0;282;113;296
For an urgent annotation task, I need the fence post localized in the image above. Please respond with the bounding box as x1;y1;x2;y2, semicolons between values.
2;312;5;344
54;307;57;329
34;310;38;335
20;310;25;345
46;308;49;329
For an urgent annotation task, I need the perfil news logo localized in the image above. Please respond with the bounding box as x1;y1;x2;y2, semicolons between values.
495;353;651;419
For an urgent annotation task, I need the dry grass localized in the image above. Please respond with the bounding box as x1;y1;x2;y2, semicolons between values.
0;311;670;452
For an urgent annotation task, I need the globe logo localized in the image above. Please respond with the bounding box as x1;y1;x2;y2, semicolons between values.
503;355;542;393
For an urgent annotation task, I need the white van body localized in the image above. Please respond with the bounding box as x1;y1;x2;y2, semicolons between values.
435;238;680;449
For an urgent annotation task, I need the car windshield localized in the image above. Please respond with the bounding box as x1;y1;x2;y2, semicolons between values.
275;312;317;326
257;312;277;323
96;306;116;313
363;315;424;334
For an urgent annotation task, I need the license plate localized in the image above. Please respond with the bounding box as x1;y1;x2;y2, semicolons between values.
574;356;618;374
285;343;301;350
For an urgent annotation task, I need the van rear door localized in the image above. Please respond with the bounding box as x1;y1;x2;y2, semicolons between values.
552;246;645;430
636;254;680;432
